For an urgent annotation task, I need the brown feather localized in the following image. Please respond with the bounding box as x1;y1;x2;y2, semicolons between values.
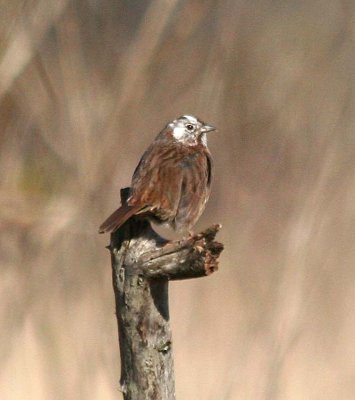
98;204;142;233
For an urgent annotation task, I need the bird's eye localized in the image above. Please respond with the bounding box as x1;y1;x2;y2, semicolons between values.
186;124;194;131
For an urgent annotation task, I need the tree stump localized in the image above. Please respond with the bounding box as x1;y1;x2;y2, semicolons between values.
107;188;224;400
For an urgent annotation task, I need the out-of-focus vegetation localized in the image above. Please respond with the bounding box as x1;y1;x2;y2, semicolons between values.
1;1;354;399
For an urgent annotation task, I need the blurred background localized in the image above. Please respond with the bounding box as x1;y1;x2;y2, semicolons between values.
1;0;354;399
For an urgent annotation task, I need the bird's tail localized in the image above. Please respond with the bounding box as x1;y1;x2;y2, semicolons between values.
98;204;141;233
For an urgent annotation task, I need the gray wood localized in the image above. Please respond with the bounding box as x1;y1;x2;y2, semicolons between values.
108;188;223;400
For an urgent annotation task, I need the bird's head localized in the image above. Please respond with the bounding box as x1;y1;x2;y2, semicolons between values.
166;115;216;146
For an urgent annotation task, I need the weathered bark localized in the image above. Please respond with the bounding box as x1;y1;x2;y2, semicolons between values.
108;188;223;400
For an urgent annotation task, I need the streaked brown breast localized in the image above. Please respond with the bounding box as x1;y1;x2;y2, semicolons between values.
129;141;212;230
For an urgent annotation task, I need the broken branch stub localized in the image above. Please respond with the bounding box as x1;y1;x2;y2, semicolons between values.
108;187;223;399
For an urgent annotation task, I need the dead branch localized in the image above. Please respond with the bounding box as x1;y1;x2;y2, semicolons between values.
108;188;223;399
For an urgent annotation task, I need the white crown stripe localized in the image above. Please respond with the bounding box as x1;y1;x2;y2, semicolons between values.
182;115;198;124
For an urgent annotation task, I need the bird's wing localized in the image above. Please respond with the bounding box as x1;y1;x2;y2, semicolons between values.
129;142;184;219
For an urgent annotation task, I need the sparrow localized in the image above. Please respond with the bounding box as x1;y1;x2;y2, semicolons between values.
99;115;216;234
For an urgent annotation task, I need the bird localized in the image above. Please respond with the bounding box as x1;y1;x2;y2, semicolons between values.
99;115;216;234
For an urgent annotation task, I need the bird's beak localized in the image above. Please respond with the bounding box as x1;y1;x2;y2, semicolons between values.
201;124;216;133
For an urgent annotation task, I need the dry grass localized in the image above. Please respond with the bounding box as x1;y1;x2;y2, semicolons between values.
0;1;354;399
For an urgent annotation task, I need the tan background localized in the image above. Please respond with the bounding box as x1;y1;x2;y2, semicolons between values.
1;1;354;399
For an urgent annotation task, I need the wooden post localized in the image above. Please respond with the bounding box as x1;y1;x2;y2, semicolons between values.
108;188;223;400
